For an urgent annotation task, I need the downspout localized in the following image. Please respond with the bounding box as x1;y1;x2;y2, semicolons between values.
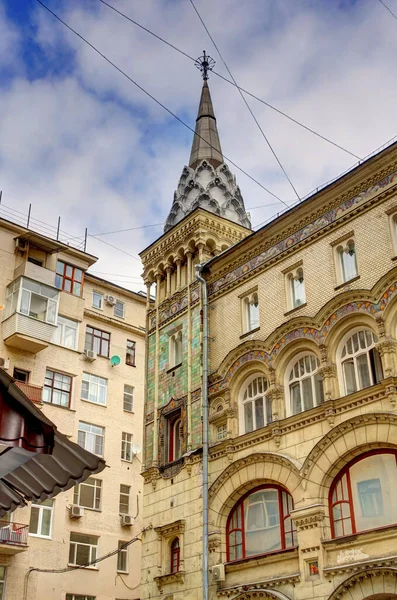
196;264;209;600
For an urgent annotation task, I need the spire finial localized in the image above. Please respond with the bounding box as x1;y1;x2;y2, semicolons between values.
195;50;215;81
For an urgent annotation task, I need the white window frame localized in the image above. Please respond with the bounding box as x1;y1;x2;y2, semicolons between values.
241;291;260;334
217;423;228;441
123;385;134;412
121;432;133;462
29;499;54;539
78;422;105;457
337;328;382;396
92;291;103;310
388;210;397;254
66;595;95;600
114;300;125;318
117;541;128;573
239;373;271;434
285;266;306;311
81;372;107;406
119;485;130;514
73;478;102;511
169;330;182;369
4;277;59;323
52;315;78;350
0;567;6;600
334;238;358;284
69;533;99;568
285;352;324;417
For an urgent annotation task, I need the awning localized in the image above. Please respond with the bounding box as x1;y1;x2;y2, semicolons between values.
0;368;106;517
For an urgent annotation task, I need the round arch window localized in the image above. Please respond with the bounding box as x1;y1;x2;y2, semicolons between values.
288;354;324;416
240;375;271;434
227;485;296;561
339;329;382;395
330;451;397;538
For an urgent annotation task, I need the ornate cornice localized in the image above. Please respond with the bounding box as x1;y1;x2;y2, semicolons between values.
216;575;299;598
154;571;185;590
154;519;185;537
326;567;397;600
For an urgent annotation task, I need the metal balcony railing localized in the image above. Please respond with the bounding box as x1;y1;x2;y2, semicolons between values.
14;382;43;404
0;521;29;547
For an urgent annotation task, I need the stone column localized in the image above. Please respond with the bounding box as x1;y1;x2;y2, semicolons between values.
376;338;397;378
186;251;193;285
175;258;183;289
155;272;162;308
165;266;172;298
145;280;152;310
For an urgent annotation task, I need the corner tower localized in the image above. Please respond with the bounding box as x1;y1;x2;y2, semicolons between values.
140;54;251;600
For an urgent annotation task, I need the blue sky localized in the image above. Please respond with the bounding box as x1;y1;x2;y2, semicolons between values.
1;0;397;289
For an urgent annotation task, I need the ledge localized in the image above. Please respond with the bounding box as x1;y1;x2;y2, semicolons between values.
154;570;185;588
225;546;298;573
334;274;360;290
284;302;307;316
240;326;260;340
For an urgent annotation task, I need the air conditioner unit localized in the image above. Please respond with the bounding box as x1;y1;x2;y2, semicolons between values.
120;514;134;527
84;349;97;361
212;564;226;582
15;238;28;252
105;295;116;306
0;358;10;370
69;505;84;519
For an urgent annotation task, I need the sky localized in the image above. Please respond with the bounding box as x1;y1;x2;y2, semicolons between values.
1;0;397;291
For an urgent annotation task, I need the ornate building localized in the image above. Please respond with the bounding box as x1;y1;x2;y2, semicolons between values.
141;67;397;600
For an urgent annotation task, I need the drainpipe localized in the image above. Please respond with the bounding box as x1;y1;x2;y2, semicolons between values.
196;264;209;600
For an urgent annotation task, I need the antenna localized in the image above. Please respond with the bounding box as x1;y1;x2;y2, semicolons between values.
194;50;215;81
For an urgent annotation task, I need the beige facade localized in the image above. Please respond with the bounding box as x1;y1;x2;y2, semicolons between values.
0;218;146;600
140;78;397;600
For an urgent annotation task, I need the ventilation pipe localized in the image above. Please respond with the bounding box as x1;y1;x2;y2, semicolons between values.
196;263;209;600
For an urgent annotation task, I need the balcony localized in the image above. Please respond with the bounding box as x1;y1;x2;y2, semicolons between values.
14;381;43;404
0;521;28;554
2;313;56;353
13;261;55;288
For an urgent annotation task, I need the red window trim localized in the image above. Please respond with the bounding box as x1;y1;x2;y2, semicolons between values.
85;326;110;358
44;369;72;408
170;537;180;573
226;484;296;562
329;449;397;539
168;414;181;463
56;260;84;297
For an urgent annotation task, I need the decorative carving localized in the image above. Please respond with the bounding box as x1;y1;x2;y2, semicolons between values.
291;504;325;531
336;548;369;564
154;571;185;591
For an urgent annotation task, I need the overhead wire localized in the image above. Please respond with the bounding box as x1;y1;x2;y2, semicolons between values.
37;0;286;207
97;0;361;161
377;0;397;19
189;0;301;201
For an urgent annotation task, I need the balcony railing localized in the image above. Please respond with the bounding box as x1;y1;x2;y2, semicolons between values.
0;521;29;553
14;382;43;404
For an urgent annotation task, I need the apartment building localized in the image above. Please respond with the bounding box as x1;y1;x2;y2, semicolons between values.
0;217;146;600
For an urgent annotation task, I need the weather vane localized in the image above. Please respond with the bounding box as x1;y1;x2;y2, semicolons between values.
195;50;215;81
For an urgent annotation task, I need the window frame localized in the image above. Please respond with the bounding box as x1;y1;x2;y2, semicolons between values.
43;369;73;409
92;291;103;310
285;352;324;417
170;537;180;574
126;340;136;366
5;277;59;324
117;541;128;573
66;595;96;600
334;238;358;285
77;421;105;457
52;315;79;350
337;328;382;396
123;385;134;413
329;450;397;539
119;484;130;515
241;291;260;334
0;567;6;600
239;373;272;434
226;484;297;562
168;414;182;463
73;478;102;511
29;499;54;539
81;372;108;406
68;532;99;568
55;260;84;297
13;368;30;383
114;300;125;318
169;330;183;369
85;326;110;358
121;432;133;462
285;266;306;311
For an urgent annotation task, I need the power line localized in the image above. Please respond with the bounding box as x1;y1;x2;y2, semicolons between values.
189;0;301;201
37;0;287;206
88;234;141;261
90;222;163;236
377;0;397;19
97;0;361;161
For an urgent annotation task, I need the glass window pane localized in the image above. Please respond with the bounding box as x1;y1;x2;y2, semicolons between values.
343;359;357;394
357;354;371;389
29;507;39;534
302;377;313;411
41;509;52;536
244;402;253;433
20;289;30;315
254;398;264;429
290;382;301;415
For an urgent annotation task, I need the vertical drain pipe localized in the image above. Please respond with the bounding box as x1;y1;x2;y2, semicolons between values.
196;264;209;600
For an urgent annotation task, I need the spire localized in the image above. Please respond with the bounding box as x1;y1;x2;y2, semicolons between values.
189;79;223;170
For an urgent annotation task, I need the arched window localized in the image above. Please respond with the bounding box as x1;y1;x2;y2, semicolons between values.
338;239;358;283
170;537;180;573
288;354;324;416
240;375;271;434
330;451;397;538
169;416;182;463
288;268;306;309
242;292;260;333
340;329;382;394
227;486;296;561
169;330;182;369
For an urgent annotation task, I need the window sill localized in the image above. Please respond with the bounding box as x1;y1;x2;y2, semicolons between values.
49;341;80;354
123;410;134;414
167;363;182;374
81;398;107;408
322;522;397;548
42;401;75;412
226;546;298;571
117;569;129;574
334;274;360;290
284;302;307;316
121;459;133;464
29;533;52;540
68;564;98;571
154;570;185;587
126;363;136;368
240;326;260;340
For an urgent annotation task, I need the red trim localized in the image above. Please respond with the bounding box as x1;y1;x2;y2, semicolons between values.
85;326;110;358
170;537;180;573
329;449;397;538
56;260;84;297
168;415;181;463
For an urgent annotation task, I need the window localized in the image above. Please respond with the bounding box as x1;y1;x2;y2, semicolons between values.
53;315;78;350
55;260;83;296
170;538;180;573
114;300;125;318
240;375;271;434
337;239;358;283
29;499;54;539
69;533;98;567
169;331;182;368
4;277;58;323
288;354;324;416
121;432;133;462
81;372;107;406
66;595;95;600
92;292;103;309
169;415;182;463
78;422;104;457
330;451;397;538
0;567;6;600
85;326;110;358
119;485;130;514
126;340;136;366
340;329;383;395
73;478;102;510
286;267;306;310
227;486;296;561
13;368;29;382
217;423;228;441
43;369;72;408
123;385;134;412
117;541;128;572
242;291;260;333
27;256;43;267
